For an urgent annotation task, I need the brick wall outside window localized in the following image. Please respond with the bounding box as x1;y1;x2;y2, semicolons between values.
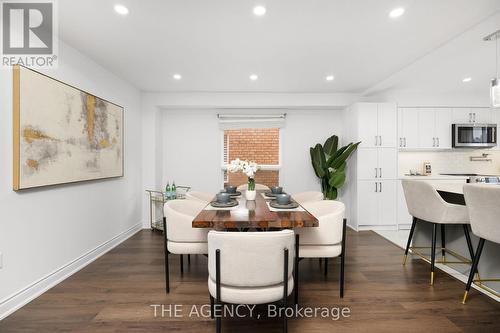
224;128;279;188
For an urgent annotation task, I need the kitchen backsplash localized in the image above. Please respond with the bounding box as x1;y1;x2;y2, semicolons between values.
399;150;500;176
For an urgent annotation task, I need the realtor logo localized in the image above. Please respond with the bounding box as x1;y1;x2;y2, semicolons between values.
1;0;58;67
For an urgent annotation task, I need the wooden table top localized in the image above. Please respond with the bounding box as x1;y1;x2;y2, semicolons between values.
192;191;319;230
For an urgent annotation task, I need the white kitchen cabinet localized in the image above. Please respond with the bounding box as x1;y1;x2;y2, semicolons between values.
356;103;397;148
378;103;398;148
398;108;419;148
453;108;491;124
418;108;436;148
400;107;452;149
434;108;453;149
358;104;379;148
358;180;397;226
357;148;397;180
358;181;379;226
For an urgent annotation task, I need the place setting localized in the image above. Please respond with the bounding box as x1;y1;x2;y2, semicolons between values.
208;186;240;209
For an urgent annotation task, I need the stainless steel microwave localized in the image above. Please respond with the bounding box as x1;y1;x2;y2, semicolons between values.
452;124;497;148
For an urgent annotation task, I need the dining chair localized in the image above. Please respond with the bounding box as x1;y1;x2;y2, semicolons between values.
208;230;298;333
462;184;500;303
295;200;347;300
236;183;270;191
163;199;208;293
291;191;324;205
401;180;475;285
185;191;215;203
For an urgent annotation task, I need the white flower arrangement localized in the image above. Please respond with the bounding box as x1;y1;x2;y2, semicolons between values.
226;159;259;190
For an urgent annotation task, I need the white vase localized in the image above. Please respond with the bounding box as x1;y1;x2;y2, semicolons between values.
245;190;257;201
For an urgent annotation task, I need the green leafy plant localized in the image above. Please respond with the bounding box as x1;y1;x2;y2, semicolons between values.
310;135;360;200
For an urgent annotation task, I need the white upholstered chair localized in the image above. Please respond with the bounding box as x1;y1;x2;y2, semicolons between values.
208;230;297;333
163;199;208;293
185;191;214;203
401;180;474;285
236;183;270;191
295;200;346;299
291;191;324;205
462;184;500;303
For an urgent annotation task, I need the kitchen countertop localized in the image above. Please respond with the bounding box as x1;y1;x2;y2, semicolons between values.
399;175;469;181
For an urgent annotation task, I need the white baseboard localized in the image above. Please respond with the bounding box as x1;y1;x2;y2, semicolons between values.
0;222;143;321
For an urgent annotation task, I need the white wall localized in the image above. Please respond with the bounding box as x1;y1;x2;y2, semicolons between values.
0;42;142;319
159;109;344;196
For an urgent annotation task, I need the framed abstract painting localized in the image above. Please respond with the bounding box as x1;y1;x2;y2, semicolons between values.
12;65;124;190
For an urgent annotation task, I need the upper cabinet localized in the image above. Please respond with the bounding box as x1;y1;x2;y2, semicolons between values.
399;107;453;149
452;108;492;124
356;103;397;148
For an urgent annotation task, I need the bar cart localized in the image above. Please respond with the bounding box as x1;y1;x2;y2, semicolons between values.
145;186;191;231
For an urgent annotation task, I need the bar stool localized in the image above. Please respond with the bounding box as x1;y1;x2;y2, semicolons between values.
462;184;500;303
401;180;475;285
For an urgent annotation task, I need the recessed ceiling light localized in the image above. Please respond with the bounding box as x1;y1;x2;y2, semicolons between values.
114;4;129;15
249;74;258;81
326;75;335;81
253;5;266;16
462;77;472;83
389;7;405;18
173;74;182;80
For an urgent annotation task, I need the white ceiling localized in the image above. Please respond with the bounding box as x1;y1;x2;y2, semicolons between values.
58;0;500;93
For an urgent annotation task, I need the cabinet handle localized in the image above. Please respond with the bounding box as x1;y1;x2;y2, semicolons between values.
379;168;382;178
432;137;436;147
375;136;378;146
404;137;407;147
469;113;472;123
379;136;382;146
375;168;378;178
473;113;476;123
379;182;382;192
375;182;378;192
437;137;440;147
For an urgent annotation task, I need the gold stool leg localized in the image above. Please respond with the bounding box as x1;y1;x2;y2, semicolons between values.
430;272;435;285
462;291;468;304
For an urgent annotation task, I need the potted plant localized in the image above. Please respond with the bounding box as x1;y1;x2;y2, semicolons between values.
226;159;259;200
310;135;360;200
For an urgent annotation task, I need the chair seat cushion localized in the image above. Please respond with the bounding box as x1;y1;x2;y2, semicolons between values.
208;277;294;305
168;241;208;254
299;244;341;258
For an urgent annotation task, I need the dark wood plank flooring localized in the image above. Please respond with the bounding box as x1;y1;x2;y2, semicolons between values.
1;230;499;332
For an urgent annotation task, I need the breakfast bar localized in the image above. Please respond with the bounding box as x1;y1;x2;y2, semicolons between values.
410;182;500;297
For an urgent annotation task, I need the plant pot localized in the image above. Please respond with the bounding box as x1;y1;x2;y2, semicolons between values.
245;190;257;201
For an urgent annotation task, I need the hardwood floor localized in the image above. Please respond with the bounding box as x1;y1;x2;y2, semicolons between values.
1;230;499;332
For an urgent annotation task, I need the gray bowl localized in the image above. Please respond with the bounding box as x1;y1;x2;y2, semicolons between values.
276;194;291;205
225;185;237;194
216;192;231;203
271;186;283;194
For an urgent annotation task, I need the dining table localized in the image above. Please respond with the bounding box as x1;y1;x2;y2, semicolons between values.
192;190;319;230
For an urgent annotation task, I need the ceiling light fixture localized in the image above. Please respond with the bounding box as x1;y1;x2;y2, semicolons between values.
173;74;182;80
114;4;129;15
249;74;258;81
389;7;405;18
326;75;335;81
462;77;472;83
484;29;500;108
253;5;266;16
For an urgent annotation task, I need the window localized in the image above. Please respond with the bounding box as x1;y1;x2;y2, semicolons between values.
223;128;280;188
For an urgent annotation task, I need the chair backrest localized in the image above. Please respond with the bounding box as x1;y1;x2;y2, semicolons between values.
208;230;295;287
401;180;450;223
236;183;270;191
292;191;324;205
463;184;500;244
164;200;208;242
296;200;345;245
185;191;214;203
